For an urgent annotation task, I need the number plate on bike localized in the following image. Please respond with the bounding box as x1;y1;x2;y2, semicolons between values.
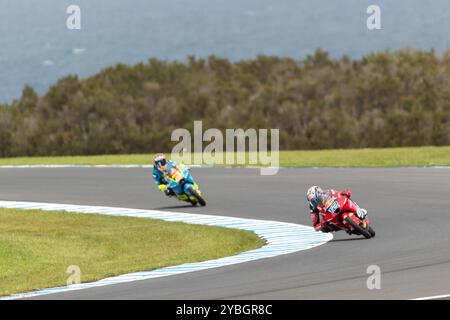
168;170;183;183
327;200;340;213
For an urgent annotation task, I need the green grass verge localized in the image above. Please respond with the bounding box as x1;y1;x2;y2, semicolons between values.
0;146;449;167
0;208;265;297
279;146;450;167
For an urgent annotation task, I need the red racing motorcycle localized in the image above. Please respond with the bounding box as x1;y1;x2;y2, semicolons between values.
319;194;375;239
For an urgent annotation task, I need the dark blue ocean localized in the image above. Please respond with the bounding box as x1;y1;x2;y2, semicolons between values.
1;0;450;103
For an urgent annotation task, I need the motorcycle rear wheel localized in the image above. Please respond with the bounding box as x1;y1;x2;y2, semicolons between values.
187;186;206;207
344;217;372;239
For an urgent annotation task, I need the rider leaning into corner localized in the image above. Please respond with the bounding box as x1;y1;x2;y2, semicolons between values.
306;186;367;233
152;153;179;197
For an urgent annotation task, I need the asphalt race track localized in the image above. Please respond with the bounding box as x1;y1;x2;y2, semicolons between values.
1;167;449;300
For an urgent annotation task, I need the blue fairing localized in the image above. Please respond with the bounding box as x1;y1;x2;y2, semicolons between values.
152;160;181;185
166;166;196;196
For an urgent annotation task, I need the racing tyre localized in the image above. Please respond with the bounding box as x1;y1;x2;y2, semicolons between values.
368;226;376;238
187;187;206;207
345;217;372;239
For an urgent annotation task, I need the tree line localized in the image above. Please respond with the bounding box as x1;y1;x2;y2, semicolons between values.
0;48;449;157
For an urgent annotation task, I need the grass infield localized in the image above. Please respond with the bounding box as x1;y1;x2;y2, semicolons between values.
0;208;265;296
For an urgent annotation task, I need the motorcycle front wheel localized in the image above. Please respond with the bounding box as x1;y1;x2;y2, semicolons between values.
368;226;376;238
344;217;372;239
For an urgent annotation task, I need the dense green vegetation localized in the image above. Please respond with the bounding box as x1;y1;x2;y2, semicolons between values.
1;48;449;157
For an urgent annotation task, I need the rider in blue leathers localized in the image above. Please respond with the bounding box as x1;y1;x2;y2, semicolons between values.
152;153;178;197
153;153;206;206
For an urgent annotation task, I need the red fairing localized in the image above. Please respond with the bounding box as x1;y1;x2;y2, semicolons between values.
339;196;357;212
312;189;356;232
329;189;352;199
328;189;340;197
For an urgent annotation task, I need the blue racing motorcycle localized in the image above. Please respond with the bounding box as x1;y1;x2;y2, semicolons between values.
165;164;206;206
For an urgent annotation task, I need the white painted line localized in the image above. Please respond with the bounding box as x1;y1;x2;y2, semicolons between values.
410;293;450;300
0;200;332;300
